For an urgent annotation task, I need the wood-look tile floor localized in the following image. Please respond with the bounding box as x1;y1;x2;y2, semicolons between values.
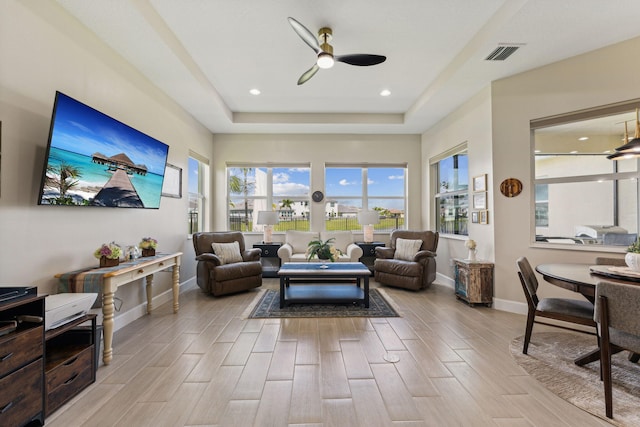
45;280;611;427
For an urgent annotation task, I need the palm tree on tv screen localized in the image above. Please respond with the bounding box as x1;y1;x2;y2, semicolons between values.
45;162;83;205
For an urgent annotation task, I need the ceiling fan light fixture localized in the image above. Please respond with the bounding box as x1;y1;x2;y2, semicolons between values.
317;52;335;69
610;109;640;157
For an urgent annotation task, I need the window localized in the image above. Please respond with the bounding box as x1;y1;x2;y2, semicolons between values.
188;154;210;233
432;148;468;236
532;102;640;247
227;165;310;231
325;165;406;231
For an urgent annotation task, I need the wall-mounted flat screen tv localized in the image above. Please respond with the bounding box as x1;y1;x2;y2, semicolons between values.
38;91;170;208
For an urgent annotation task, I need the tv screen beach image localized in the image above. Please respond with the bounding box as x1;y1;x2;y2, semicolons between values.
38;92;169;208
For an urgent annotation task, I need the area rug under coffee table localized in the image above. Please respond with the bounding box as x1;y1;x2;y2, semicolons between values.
247;288;400;318
510;332;640;426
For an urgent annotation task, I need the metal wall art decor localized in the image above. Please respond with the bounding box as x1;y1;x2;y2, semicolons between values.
500;178;523;197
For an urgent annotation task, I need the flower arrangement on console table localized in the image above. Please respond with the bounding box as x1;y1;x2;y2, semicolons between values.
139;237;158;257
306;237;341;262
94;242;122;267
625;238;640;271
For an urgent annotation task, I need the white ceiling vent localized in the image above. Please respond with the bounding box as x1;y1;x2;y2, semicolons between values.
485;44;523;61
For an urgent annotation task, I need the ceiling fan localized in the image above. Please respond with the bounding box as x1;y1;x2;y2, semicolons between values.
288;17;387;85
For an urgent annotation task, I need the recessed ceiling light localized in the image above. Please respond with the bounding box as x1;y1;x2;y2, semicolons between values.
534;149;541;153
380;89;391;97
249;88;261;95
603;150;611;153
570;150;578;154
578;136;589;141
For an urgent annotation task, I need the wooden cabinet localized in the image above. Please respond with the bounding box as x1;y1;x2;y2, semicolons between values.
0;293;97;424
0;294;45;427
253;242;282;278
356;242;385;272
454;258;494;307
45;314;97;417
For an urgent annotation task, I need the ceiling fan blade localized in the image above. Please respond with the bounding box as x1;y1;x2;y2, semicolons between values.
336;54;387;66
298;64;320;85
288;17;321;54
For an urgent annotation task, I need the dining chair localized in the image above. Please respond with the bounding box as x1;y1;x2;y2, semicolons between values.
594;281;640;419
516;257;597;354
595;257;627;267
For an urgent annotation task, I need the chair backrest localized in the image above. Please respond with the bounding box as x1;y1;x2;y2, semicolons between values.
320;231;354;253
193;232;246;256
284;230;320;253
595;257;627;267
595;281;640;339
390;230;438;252
516;257;539;309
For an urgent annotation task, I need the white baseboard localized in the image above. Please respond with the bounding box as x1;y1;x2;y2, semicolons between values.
437;272;529;316
91;277;197;332
436;272;454;289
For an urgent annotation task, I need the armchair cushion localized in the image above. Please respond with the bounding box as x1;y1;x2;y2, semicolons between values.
211;241;243;265
394;238;423;261
320;231;352;253
287;230;320;254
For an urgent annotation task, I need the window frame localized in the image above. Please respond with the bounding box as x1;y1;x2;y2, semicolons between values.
226;163;311;232
324;163;407;232
188;152;210;234
431;144;469;237
531;99;640;250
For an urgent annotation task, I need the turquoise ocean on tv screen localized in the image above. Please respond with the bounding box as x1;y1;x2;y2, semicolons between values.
46;146;164;208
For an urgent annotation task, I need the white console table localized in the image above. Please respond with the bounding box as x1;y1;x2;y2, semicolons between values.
56;252;182;365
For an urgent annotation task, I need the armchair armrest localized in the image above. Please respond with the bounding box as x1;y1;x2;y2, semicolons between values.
345;243;363;260
243;248;261;262
413;250;437;263
277;243;294;263
195;253;223;266
375;246;395;259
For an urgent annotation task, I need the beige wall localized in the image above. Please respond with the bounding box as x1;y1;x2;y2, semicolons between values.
492;35;640;307
0;1;212;323
211;133;422;247
421;87;494;282
423;35;640;312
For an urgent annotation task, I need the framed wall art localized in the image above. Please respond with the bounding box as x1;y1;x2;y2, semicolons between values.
471;211;479;223
473;192;487;210
161;163;182;198
473;174;487;192
479;210;489;224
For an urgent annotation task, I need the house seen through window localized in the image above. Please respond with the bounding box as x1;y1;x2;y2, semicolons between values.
227;165;311;232
433;148;468;236
325;165;406;232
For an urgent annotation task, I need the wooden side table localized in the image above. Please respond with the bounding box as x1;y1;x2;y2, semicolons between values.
356;241;385;272
454;258;494;307
253;242;282;278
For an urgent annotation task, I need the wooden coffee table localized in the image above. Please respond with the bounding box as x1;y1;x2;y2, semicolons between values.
278;262;372;308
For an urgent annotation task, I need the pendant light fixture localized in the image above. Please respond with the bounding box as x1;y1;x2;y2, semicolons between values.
607;108;640;160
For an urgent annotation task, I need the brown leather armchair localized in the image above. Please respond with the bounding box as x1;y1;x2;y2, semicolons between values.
374;230;439;291
192;232;262;296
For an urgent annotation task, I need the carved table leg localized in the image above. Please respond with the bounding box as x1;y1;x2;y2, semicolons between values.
146;274;153;314
172;265;180;313
102;291;115;365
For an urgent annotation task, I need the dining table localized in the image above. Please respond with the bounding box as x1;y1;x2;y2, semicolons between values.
535;262;640;365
